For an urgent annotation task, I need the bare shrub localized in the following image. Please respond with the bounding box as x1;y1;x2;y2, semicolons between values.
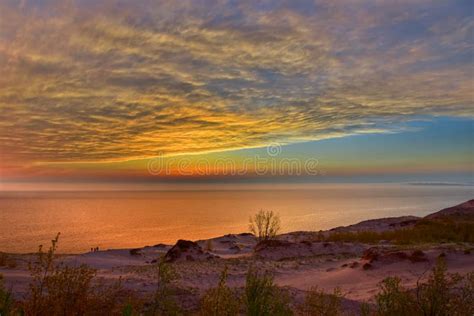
249;210;281;241
23;233;61;314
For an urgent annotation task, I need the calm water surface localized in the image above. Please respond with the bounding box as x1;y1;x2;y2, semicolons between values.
0;183;472;253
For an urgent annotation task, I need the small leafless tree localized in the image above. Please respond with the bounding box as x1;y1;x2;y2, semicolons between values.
249;210;281;241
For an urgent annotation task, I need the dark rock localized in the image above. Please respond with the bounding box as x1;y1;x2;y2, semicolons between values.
229;245;241;253
176;240;198;250
254;239;292;252
410;250;428;262
165;240;204;262
238;233;254;237
412;249;424;256
362;247;379;262
390;251;409;260
362;247;426;265
363;262;373;270
350;262;359;268
377;251;410;264
129;248;141;256
370;251;409;264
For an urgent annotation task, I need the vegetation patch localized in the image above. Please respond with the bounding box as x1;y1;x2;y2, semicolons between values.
327;219;474;245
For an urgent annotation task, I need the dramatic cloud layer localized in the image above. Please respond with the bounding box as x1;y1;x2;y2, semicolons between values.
0;0;472;170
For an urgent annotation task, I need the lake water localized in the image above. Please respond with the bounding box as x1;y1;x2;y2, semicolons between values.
0;183;472;253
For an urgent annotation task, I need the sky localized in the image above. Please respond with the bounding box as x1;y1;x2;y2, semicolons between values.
0;0;473;187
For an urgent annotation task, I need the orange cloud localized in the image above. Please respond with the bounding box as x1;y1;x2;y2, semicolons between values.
0;1;472;177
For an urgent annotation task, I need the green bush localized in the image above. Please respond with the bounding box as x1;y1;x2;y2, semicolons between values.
0;274;16;316
41;264;96;315
200;266;239;316
374;277;416;315
146;258;181;315
371;259;474;316
244;266;292;316
299;287;343;316
415;259;473;315
22;233;136;315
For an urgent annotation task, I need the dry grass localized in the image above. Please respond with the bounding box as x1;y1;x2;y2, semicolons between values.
327;219;474;245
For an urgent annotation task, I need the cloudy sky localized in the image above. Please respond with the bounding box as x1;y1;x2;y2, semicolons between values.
0;0;472;184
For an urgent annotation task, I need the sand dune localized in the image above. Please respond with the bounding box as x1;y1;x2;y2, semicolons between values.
1;199;473;312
